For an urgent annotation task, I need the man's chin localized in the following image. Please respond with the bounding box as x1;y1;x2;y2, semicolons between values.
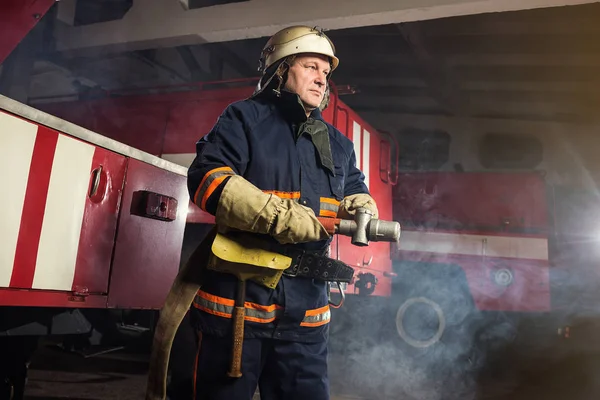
302;100;322;111
303;104;319;113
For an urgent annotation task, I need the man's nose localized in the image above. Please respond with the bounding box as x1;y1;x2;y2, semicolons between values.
315;75;325;86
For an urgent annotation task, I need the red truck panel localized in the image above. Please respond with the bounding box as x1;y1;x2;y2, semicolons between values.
73;147;127;294
0;0;55;64
1;110;125;303
332;99;394;297
39;100;169;156
393;171;551;312
393;172;549;234
2;94;189;310
107;158;188;309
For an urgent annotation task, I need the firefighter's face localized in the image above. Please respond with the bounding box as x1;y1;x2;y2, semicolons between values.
285;53;330;112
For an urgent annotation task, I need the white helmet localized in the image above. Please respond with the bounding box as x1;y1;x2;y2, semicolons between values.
258;25;339;74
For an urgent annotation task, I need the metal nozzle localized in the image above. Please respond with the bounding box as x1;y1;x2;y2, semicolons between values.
367;219;401;243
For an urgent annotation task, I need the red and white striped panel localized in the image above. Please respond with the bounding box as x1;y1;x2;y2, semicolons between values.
1;111;94;291
398;230;548;260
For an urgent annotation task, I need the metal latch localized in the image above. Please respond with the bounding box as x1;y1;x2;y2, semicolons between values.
68;286;89;303
133;191;178;221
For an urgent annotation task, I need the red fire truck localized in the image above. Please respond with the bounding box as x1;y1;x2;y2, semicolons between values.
46;80;599;378
32;82;557;359
0;93;191;396
1;78;398;398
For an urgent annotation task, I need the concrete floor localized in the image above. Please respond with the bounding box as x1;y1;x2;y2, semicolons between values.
21;334;600;400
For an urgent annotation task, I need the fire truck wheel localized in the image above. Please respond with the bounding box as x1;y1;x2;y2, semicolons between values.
395;296;446;348
387;263;477;365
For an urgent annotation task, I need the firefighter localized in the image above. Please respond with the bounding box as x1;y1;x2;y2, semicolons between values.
186;25;378;400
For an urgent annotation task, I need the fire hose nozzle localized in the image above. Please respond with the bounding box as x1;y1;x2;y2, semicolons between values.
335;208;401;246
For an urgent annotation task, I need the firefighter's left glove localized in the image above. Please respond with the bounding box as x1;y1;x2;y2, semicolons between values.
215;175;330;244
338;193;379;219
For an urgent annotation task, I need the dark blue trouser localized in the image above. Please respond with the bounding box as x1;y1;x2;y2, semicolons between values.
193;332;329;400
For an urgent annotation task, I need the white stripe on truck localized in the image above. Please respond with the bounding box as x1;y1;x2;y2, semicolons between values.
33;135;95;290
398;230;549;260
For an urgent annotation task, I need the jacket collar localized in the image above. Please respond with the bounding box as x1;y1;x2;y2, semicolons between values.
266;89;325;124
275;91;335;175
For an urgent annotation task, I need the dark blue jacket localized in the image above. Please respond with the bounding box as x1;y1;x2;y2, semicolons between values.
187;90;369;343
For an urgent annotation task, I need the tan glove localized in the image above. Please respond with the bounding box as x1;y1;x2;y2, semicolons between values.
338;193;379;220
215;175;330;244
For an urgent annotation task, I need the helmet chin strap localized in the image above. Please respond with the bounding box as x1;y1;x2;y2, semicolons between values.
318;85;330;112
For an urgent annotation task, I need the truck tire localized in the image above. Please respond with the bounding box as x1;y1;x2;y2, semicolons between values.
388;261;479;369
395;296;446;349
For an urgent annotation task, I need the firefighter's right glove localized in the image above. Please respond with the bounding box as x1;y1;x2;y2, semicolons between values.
215;175;330;244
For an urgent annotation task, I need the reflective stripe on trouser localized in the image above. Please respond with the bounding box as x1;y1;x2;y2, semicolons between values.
193;289;331;327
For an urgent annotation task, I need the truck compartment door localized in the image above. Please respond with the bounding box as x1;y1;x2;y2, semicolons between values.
1;110;126;294
107;158;188;309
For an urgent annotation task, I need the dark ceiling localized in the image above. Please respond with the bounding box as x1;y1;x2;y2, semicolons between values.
7;2;600;126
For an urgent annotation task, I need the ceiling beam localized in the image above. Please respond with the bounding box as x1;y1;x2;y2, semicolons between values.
130;50;189;82
54;0;600;55
176;45;211;80
203;43;258;77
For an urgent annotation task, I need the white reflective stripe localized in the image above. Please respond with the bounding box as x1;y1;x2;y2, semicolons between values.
362;129;370;189
33;135;94;290
320;201;340;213
352;121;361;170
162;153;196;168
195;295;234;316
0;113;37;287
398;230;549;260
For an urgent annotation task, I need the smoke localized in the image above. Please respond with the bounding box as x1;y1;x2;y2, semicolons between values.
328;187;600;400
328;172;600;400
327;286;556;400
328;285;499;400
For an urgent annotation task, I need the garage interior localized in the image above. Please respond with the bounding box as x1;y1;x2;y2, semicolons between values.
2;1;600;399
